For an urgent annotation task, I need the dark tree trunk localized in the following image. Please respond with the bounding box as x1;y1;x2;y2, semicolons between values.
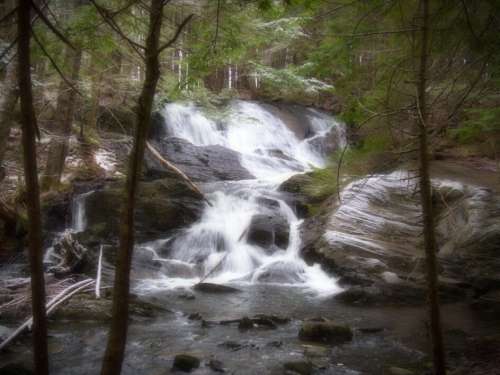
100;1;164;374
17;1;49;374
41;46;82;191
0;0;19;181
416;0;446;374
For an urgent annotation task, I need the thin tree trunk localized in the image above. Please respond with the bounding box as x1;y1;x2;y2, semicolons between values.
100;1;164;374
41;46;82;191
416;0;446;374
82;55;102;138
0;0;19;181
17;1;49;374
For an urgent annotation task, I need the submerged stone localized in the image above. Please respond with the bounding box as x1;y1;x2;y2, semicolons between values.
283;360;313;375
298;321;353;345
193;282;241;294
172;354;201;372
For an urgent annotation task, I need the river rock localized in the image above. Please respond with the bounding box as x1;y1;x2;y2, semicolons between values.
193;282;241;294
172;354;200;372
144;137;254;182
301;165;500;305
247;213;289;250
298;321;353;345
207;359;225;373
76;177;204;245
283;360;313;375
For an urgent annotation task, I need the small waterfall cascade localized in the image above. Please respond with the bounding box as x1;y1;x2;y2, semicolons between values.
71;190;94;233
138;101;345;295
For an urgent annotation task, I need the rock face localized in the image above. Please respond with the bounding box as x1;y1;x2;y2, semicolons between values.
76;177;204;245
144;137;254;182
247;213;290;251
278;172;317;218
301;165;500;305
298;321;353;345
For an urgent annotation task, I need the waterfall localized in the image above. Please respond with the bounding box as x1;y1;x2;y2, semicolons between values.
139;101;345;295
71;190;94;233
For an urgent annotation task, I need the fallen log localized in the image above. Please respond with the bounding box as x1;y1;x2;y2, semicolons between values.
0;278;94;351
146;141;212;206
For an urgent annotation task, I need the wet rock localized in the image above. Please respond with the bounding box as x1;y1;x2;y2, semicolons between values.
266;340;283;348
172;354;200;372
298;321;353;345
78;177;204;244
207;359;225;373
218;341;243;351
247;213;289;250
144;137;254;182
238;317;254;331
387;367;415;375
301;167;500;305
283;360;313;375
358;327;384;334
193;283;241;294
0;364;34;375
278;173;317;218
253;260;306;284
188;312;202;321
0;325;11;342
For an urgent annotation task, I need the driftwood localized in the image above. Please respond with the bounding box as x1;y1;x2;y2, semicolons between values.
146;141;212;207
47;232;88;276
95;245;103;299
0;278;94;351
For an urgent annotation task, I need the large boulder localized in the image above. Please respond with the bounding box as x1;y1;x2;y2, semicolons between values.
75;177;204;245
247;213;289;251
301;164;500;306
144;137;254;182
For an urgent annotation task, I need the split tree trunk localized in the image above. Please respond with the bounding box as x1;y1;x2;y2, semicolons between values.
41;46;82;191
416;0;446;374
100;1;165;374
17;1;49;374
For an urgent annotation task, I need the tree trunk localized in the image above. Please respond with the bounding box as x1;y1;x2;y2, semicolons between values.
17;1;49;374
82;55;102;138
0;0;19;181
416;0;446;374
41;46;82;191
100;1;164;374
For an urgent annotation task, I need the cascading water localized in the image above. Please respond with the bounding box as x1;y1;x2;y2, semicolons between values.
137;100;345;295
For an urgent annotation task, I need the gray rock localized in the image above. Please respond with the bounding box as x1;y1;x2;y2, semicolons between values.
298;321;353;345
144;137;254;182
193;283;241;294
247;213;289;251
283;360;313;375
76;177;204;245
172;354;200;372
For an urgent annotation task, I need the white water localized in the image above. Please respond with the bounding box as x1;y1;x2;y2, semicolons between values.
137;101;345;296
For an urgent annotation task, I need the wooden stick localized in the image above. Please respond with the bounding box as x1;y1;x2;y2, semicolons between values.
0;279;94;351
146;141;212;206
96;246;103;299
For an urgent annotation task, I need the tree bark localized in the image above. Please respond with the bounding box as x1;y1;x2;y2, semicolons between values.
41;46;82;191
0;0;19;181
100;1;164;374
17;1;49;374
416;0;446;374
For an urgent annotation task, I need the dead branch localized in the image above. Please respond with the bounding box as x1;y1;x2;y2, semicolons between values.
146;141;212;206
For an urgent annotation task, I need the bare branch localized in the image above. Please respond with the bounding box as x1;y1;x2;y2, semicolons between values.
30;0;76;50
31;30;83;97
157;13;194;54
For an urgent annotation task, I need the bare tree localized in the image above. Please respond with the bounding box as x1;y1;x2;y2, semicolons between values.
100;0;182;373
17;0;49;374
416;0;446;373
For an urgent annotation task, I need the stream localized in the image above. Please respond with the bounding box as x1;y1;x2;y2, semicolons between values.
2;101;499;374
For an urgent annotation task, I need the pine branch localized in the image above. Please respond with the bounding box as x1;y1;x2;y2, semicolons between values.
157;13;194;54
